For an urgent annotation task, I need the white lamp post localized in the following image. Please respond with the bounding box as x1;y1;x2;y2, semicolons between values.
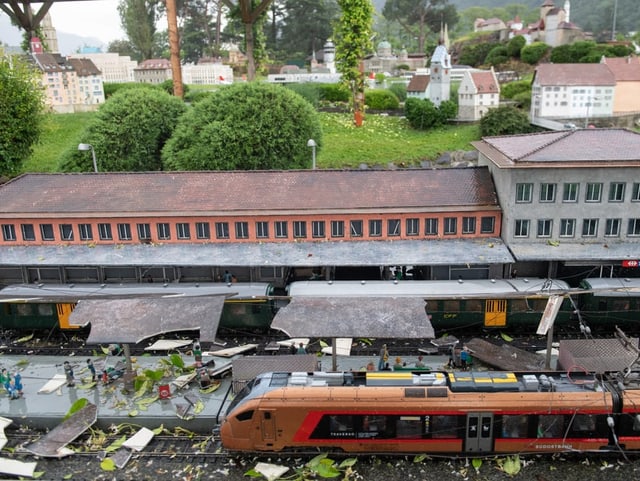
78;143;98;172
307;139;317;170
584;96;600;129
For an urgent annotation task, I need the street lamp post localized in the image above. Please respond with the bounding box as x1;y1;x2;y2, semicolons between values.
307;139;317;170
584;96;600;129
78;143;98;173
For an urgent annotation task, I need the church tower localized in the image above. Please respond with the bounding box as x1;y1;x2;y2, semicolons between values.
40;12;59;53
428;39;451;107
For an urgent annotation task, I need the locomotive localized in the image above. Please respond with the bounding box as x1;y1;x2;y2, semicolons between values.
220;368;640;455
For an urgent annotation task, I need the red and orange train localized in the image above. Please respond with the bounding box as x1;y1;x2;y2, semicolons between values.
220;369;640;455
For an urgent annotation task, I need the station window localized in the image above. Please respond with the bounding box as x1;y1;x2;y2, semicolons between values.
462;217;475;234
312;220;325;238
582;219;598;237
117;223;132;241
537;219;552;237
563;183;579;202
369;219;382;237
425;218;438;236
443;217;456;235
235;222;249;239
98;223;113;241
514;219;529;238
515;183;532;203
350;220;363;237
79;224;93;241
196;222;210;239
255;221;269;239
559;219;575;237
59;224;74;241
480;216;494;234
40;224;54;241
608;182;625;202
632;183;640;202
215;222;229;239
605;218;621;237
406;218;419;236
387;219;400;236
1;224;16;241
137;223;151;241
293;221;307;238
585;183;602;202
628;219;640;237
331;220;344;238
275;221;288;238
157;223;170;240
177;223;191;240
539;183;556;202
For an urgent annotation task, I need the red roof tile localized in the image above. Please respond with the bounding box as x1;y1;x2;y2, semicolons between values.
534;63;616;86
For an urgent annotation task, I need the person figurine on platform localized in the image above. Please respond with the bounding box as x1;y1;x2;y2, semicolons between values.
0;368;10;391
6;380;19;400
63;361;75;387
378;344;389;371
393;357;405;370
366;361;375;371
296;342;307;354
193;341;202;363
460;347;470;371
415;355;426;368
13;372;23;396
87;359;96;382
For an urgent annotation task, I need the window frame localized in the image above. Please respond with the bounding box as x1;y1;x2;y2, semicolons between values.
312;220;325;238
59;224;74;241
274;221;288;238
350;220;363;237
137;223;151;241
117;223;132;241
157;223;171;240
176;222;191;240
443;217;457;235
255;221;269;239
387;219;401;236
425;218;438;236
559;219;575;238
515;183;533;203
369;219;382;237
539;183;556;203
40;223;55;241
196;222;210;239
514;219;529;238
480;216;495;234
608;182;626;202
79;223;93;241
235;221;249;239
293;220;307;238
1;224;16;241
462;217;476;234
582;219;598;237
331;220;344;238
98;223;113;241
215;222;229;239
406;218;419;236
562;183;579;202
604;218;621;237
585;182;602;202
537;219;553;238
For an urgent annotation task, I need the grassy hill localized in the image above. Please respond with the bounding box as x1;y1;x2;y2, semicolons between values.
24;111;481;174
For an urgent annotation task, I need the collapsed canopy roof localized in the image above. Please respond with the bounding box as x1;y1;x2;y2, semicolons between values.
70;296;225;344
271;296;434;339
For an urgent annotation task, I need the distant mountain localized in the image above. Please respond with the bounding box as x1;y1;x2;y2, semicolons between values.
0;15;106;55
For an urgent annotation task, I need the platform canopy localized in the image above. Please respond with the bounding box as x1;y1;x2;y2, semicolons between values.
271;296;434;339
71;296;225;344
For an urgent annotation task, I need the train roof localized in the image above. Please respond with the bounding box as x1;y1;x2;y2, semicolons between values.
286;278;571;298
580;278;640;297
0;282;273;303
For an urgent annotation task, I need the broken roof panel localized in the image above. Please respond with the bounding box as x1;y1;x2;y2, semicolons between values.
272;296;434;339
74;296;226;344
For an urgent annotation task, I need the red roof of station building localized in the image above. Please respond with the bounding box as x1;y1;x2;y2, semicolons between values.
0;169;499;216
533;63;616;86
601;56;640;82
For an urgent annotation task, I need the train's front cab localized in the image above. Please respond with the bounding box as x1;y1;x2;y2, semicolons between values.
220;372;279;451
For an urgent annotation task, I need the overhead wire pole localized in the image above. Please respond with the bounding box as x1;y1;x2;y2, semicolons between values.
165;0;183;98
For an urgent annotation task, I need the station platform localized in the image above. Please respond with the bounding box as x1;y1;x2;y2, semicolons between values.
0;350;453;435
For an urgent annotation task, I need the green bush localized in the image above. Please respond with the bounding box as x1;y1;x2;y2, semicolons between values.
485;46;509;67
58;87;186;172
102;82;158;99
521;42;550;65
388;82;407;102
285;83;320;108
507;35;526;58
162;82;323;171
365;89;400;110
480;105;533;137
459;41;500;67
318;83;350;102
500;80;531;100
404;97;438;130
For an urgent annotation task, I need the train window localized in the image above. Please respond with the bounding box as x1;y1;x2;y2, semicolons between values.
501;415;529;438
16;304;33;316
396;416;424;439
442;300;461;312
465;300;483;312
235;410;254;422
537;415;564;438
509;299;528;313
611;300;631;311
37;304;54;316
359;415;389;439
432;415;459;439
569;414;597;435
329;415;355;437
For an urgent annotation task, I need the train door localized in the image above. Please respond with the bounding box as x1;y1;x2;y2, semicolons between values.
260;410;277;446
57;303;80;330
465;413;494;452
484;300;507;327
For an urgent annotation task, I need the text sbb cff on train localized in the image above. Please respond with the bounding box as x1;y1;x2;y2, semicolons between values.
1;277;639;334
220;369;640;455
0;282;275;331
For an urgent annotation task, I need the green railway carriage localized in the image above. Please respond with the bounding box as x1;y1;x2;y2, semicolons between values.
0;282;276;331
